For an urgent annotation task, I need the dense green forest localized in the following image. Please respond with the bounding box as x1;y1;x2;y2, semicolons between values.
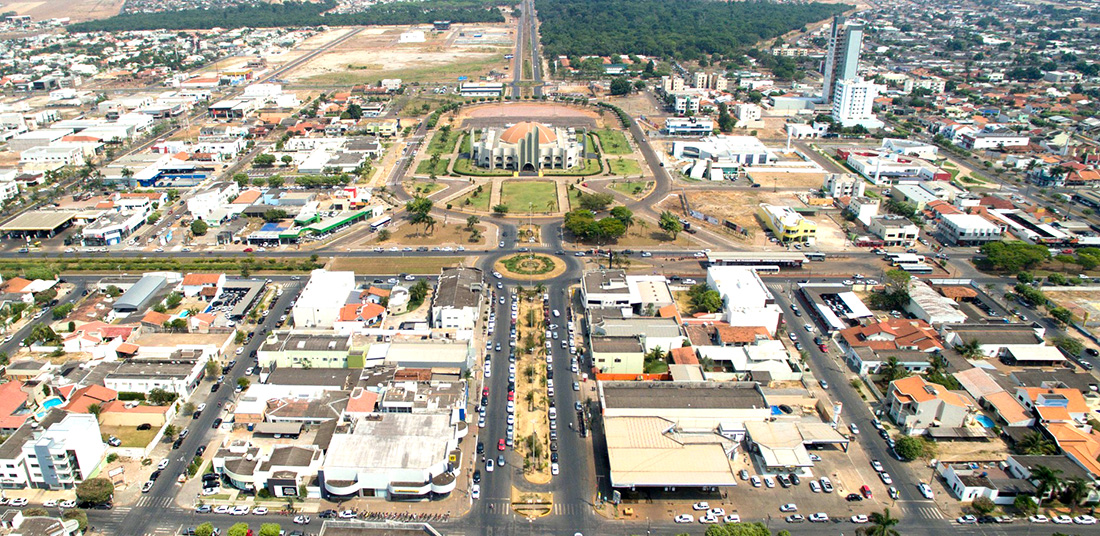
536;0;848;60
69;0;504;32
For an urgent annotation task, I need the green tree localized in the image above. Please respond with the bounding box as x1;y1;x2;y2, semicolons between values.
1049;306;1073;325
465;215;480;231
893;435;925;461
609;206;634;228
62;509;88;531
492;204;510;215
258;523;283;536
166;292;182;309
658;210;683;239
205;360;219;377
280;155;293;167
867;508;900;536
253;153;277;167
194;523;215;536
237;377;251;391
609;77;632;96
190;219;208;236
147;388;178;406
87;403;102;420
227;523;249;536
687;283;723;313
75;478;114;505
1014;494;1037;515
717;102;735;132
597;217;626;239
980;241;1050;273
577;192;614;211
971;496;996;514
1062;477;1090;509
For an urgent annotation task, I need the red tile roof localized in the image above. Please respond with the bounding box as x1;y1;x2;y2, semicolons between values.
669;346;698;365
62;384;117;413
839;318;944;352
182;273;222;286
0;380;29;430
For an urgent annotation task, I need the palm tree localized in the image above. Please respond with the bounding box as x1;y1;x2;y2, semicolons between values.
1063;477;1090;510
880;356;908;382
424;215;437;235
867;508;900;536
956;339;983;358
1031;465;1064;507
1016;431;1056;455
535;283;546;296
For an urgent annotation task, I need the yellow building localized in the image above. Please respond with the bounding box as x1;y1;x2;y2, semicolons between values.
757;203;817;244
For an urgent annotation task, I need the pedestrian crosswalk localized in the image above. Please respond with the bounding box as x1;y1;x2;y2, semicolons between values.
551;502;584;516
135;496;172;508
480;499;512;516
898;502;946;519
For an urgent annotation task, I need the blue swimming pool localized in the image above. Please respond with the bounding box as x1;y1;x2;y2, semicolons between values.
42;397;62;410
976;415;995;428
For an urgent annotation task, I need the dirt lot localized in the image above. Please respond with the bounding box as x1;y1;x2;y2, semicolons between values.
286;25;513;85
457;102;603;125
5;0;123;21
364;221;486;247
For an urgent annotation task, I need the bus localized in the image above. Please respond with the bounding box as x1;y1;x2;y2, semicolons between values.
745;265;781;274
805;252;826;262
888;253;925;266
898;263;933;274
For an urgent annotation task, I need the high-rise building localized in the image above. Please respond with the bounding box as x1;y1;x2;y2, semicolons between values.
822;15;864;103
831;77;884;129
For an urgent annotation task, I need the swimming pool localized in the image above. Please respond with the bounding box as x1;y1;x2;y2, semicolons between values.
976;415;995;428
35;397;63;420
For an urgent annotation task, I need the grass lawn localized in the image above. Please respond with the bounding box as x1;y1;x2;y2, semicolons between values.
460;131;476;154
453;158;513;177
456;185;493;211
609;180;653;198
330;256;462;274
415;158;450;176
543;158;602;176
101;425;158;448
501;180;558;213
584;133;596;154
427;130;460;155
595;129;632;155
403;180;445;196
607;158;642;176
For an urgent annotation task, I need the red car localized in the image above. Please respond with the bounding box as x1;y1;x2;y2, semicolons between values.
507;392;514;402
243;247;254;253
498;439;506;451
482;387;489;397
860;485;872;499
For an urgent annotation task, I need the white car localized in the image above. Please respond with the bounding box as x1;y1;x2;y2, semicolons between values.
201;487;219;496
1052;515;1072;524
870;460;884;472
293;515;310;525
723;514;740;523
471;484;481;499
918;483;934;499
486;459;494;472
880;472;893;485
809;513;829;523
674;514;694;523
42;499;57;507
1074;515;1097;525
253;507;268;516
764;476;775;488
59;500;76;508
851;515;869;524
849;423;860;435
551;463;559;475
213;505;230;514
707;507;724;517
780;504;797;512
232;506;250;516
750;476;762;487
699;515;719;524
809;481;821;493
957;515;977;524
158;459;170;470
1029;515;1049;523
803;323;814;332
339;510;356;519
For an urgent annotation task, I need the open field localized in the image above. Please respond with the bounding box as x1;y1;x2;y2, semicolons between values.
100;425;157;448
746;170;829;190
403;180;445;196
455;183;493;211
608;180;653;198
607;158;642;176
286;25;514;85
501;181;557;213
372;221;486;246
328;256;464;274
594;128;632;155
5;0;124;21
415;158;450;176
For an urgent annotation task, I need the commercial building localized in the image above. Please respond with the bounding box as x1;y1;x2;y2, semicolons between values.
756;204;817;244
958;131;1030;151
187;181;240;222
821;15;864;103
459;82;503;97
0;410;105;490
320;413;460;500
937;213;1003;246
383;341;473;372
113;274;168;313
905;280;967;325
292;269;357;329
672;135;775;168
257;332;356;369
664;117;714;136
82;210;147;246
214;443;323;497
706;266;782;335
472;122;581;172
431;267;483;331
882;138;938;160
590;336;645;374
941;323;1046;359
868;216;918;247
831;77;883;129
104;353;208;397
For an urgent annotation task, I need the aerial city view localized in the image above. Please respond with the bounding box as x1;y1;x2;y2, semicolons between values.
1;0;1100;535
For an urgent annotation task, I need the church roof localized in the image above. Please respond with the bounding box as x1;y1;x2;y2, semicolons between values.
500;121;557;144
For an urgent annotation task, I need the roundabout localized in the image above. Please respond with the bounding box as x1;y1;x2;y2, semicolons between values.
493;253;567;281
